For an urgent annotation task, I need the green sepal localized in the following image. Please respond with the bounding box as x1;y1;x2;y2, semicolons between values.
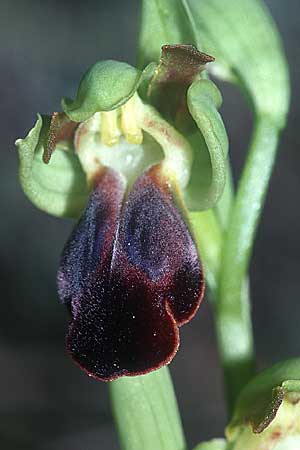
186;78;228;210
62;60;156;122
193;439;227;450
186;0;290;127
227;358;300;437
16;114;88;218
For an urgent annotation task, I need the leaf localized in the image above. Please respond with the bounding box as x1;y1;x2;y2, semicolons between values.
62;60;156;122
186;78;229;210
138;0;195;68
185;0;290;127
16;114;88;218
227;358;300;437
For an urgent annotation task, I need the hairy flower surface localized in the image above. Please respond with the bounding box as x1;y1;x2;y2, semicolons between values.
58;164;204;380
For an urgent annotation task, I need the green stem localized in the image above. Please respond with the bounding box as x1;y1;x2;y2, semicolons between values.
215;279;254;414
110;367;186;450
190;161;235;297
190;208;223;298
191;150;254;419
216;115;280;411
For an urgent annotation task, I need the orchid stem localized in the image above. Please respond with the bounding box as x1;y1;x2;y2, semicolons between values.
214;279;254;414
192;158;253;415
216;115;280;411
110;367;187;450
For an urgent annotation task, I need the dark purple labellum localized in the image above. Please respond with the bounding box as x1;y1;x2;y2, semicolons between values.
57;164;205;381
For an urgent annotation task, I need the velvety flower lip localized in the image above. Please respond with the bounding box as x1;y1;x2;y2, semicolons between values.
57;163;205;381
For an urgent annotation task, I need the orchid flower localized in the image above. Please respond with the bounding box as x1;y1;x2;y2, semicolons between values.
16;45;228;380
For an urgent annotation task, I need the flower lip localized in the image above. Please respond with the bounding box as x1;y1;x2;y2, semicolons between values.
58;163;205;381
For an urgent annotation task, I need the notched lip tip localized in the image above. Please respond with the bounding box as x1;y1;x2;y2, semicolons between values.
66;320;180;382
173;280;206;328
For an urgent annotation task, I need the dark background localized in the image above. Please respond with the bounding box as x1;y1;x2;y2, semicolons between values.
1;1;299;449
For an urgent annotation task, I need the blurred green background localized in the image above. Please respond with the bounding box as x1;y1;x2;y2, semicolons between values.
0;0;299;448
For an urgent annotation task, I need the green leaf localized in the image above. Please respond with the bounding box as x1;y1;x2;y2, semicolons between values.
110;367;186;450
193;439;227;450
138;0;195;68
228;358;300;436
62;60;156;122
186;78;228;210
16;114;88;218
186;0;290;127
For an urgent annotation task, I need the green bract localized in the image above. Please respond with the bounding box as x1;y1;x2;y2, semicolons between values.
62;60;156;122
227;359;300;450
187;0;289;127
16;114;88;218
